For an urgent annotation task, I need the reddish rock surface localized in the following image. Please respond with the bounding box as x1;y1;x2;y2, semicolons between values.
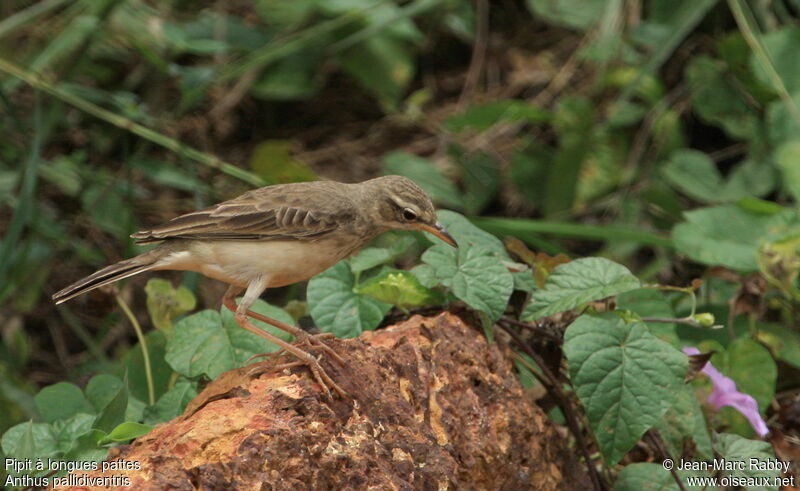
66;312;588;489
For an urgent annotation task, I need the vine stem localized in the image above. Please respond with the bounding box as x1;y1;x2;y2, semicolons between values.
498;323;608;491
116;293;155;406
646;430;687;491
642;283;698;316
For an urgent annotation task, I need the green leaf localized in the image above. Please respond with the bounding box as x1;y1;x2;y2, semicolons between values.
251;55;323;101
750;26;800;95
53;414;96;455
85;374;124;414
143;379;198;425
99;422;152;444
617;289;677;345
382;152;464;209
444;100;550;133
523;258;640;320
686;55;760;140
713;339;776;410
349;236;415;274
654;385;713;461
661;149;726;201
1;421;57;461
421;245;513;322
338;35;414;111
166;300;294;379
125;330;172;403
356;270;444;309
248;140;318;184
459;152;501;215
766;92;800;147
661;150;774;203
509;142;550;208
756;323;800;369
544;96;594;216
61;430;108;465
255;0;315;25
672;205;800;271
774;140;800;201
349;248;394;274
614;463;681;491
145;278;197;332
409;263;438;288
512;271;537;293
525;0;605;30
564;313;687;465
92;377;128;434
433;210;508;258
34;382;95;423
307;262;392;338
714;433;779;489
574;127;627;207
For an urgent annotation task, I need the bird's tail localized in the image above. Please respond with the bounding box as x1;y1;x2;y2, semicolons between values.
52;249;164;304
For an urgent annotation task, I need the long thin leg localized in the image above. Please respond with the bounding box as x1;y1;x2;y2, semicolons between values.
222;286;345;365
223;282;347;398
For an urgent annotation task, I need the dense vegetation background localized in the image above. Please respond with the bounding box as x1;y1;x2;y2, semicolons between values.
2;0;800;488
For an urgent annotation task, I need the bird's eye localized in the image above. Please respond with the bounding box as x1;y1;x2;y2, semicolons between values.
402;208;418;221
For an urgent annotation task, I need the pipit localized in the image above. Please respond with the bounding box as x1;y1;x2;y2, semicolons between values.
53;175;457;398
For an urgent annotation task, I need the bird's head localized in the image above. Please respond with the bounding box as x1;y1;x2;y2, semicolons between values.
362;175;457;247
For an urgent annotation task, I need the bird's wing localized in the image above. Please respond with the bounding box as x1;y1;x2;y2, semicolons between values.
131;186;352;243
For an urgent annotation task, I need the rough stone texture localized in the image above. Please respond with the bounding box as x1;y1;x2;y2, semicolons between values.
67;312;588;490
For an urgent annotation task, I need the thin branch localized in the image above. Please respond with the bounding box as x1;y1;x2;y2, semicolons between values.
498;323;608;491
457;0;489;108
499;317;562;343
642;317;701;327
646;430;687;491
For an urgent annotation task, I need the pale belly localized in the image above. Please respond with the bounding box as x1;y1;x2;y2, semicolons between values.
155;239;349;288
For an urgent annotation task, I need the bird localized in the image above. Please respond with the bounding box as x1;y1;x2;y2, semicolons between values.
52;175;458;398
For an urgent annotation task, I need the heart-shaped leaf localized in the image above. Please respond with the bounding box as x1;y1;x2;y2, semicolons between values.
523;258;640;320
165;300;294;379
307;261;392;338
564;313;686;465
420;245;513;322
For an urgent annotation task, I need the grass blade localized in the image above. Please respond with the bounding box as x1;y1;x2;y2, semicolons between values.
0;57;265;186
0;0;70;40
472;217;674;250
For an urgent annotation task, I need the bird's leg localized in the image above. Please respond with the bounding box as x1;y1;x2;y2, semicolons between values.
238;309;344;365
223;282;347;399
222;285;345;365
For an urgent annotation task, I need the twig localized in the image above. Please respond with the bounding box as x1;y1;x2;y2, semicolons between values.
642;317;702;327
498;323;608;491
498;316;562;343
646;430;687;491
457;0;489;108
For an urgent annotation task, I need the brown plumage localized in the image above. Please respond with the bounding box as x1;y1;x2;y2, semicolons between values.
53;175;457;398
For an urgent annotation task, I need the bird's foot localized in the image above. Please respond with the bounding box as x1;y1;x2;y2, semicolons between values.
234;314;348;399
292;331;346;365
246;352;347;399
245;350;286;364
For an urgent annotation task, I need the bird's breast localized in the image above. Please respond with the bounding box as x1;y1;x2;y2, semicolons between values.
158;238;356;288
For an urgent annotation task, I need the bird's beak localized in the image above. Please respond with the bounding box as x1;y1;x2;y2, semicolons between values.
419;221;458;247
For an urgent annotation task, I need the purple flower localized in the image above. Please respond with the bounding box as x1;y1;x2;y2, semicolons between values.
683;347;769;437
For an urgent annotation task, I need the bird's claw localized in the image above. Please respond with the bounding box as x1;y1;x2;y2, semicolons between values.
294;332;347;365
247;354;347;400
